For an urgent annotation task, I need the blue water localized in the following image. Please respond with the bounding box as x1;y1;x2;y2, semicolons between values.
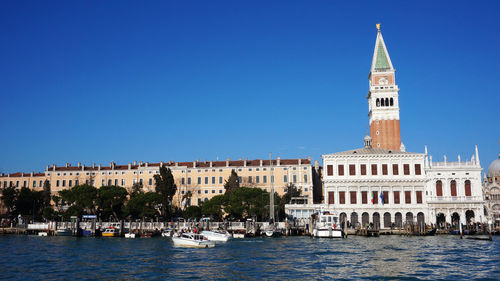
0;235;498;280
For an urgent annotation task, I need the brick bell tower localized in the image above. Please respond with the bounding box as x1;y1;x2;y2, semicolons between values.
367;24;402;151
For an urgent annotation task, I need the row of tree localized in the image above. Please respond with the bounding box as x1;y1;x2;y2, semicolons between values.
1;168;301;222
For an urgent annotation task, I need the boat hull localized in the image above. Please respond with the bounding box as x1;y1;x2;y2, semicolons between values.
102;232;119;237
314;228;344;238
55;229;72;236
172;237;215;248
200;231;231;242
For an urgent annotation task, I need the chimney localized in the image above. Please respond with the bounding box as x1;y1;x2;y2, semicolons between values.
98;164;101;170
92;162;95;169
260;159;263;167
65;163;70;168
210;161;213;167
244;158;247;167
78;162;81;167
139;161;143;166
82;164;85;171
30;172;33;177
193;161;196;168
277;157;281;166
175;162;178;167
128;163;131;169
226;158;230;167
52;164;56;171
145;162;149;168
111;162;115;169
134;161;137;165
160;161;164;167
0;173;3;177
46;165;49;171
314;160;319;169
298;158;302;165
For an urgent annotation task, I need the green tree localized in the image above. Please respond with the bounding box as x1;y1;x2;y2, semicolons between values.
58;184;98;217
129;181;143;197
279;183;302;218
41;180;51;208
1;185;17;215
224;170;240;195
184;205;202;220
98;185;128;221
154;166;177;220
124;192;162;220
15;187;44;220
201;195;227;220
182;191;192;209
225;187;268;221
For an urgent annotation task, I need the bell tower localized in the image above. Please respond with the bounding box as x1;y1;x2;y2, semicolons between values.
367;24;402;151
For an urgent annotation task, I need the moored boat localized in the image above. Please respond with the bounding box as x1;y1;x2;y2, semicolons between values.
172;232;215;248
38;231;48;236
232;230;246;238
102;227;120;237
200;230;232;242
125;233;136;238
161;229;174;238
313;211;345;238
55;228;72;236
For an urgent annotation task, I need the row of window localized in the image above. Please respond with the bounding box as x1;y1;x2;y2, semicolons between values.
327;190;423;205
1;180;45;189
327;164;421;177
436;180;472;197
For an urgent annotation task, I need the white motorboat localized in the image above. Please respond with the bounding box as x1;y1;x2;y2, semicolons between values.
125;233;136;238
265;224;281;237
232;230;246;238
313;211;345;238
172;232;215;248
200;230;232;242
38;232;48;236
55;228;72;236
161;229;174;238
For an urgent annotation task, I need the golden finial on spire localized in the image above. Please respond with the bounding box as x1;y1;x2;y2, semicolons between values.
376;23;381;31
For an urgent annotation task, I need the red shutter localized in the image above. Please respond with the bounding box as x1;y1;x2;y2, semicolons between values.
451;180;457;196
350;191;357;204
371;164;377;175
415;164;421;175
338;165;344;176
339;191;345;204
405;191;411;204
361;164;366;175
373;191;378;204
328;192;334;204
393;164;399;175
382;164;388;175
436;181;443;196
403;164;410;175
465;180;471;196
349;165;356;176
327;165;333;176
394;191;400;204
383;191;389;204
362;191;367;204
416;191;422;204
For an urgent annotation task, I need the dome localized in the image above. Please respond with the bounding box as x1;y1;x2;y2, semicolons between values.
488;154;500;177
363;135;372;148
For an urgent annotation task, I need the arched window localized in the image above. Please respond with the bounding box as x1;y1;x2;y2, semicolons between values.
390;98;394;106
450;180;457;196
376;98;380;107
385;98;389;106
436;180;443;196
381;98;385;106
465;180;471;196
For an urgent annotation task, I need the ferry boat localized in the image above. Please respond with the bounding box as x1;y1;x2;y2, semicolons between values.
102;227;120;237
55;228;72;236
172;232;215;248
313;211;345;238
200;230;232;242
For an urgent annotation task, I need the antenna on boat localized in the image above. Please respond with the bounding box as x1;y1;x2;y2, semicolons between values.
269;152;275;223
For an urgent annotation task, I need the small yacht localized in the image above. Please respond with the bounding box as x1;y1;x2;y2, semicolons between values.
200;230;232;242
172;232;215;248
265;224;281;237
102;227;120;237
55;228;72;236
161;229;174;238
313;211;345;238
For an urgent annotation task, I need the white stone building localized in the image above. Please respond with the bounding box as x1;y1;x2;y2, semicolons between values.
483;154;500;228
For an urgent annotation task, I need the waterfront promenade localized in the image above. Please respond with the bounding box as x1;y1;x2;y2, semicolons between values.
0;235;498;280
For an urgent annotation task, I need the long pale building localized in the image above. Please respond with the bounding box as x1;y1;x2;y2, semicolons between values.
0;157;315;210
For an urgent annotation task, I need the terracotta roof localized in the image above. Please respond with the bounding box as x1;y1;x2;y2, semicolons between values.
1;172;45;178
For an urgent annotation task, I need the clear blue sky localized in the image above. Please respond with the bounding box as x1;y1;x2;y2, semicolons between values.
1;1;499;174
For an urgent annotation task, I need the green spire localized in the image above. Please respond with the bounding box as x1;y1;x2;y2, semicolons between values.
374;39;390;70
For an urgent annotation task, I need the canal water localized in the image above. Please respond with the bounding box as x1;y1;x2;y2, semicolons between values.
0;235;498;280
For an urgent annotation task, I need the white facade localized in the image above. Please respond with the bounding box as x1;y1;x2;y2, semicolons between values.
425;146;484;226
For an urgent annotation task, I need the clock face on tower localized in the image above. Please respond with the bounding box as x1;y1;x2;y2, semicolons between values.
378;77;388;85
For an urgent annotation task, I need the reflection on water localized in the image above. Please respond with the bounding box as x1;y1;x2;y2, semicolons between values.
0;235;498;280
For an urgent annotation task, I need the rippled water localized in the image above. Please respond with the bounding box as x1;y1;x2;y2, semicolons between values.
0;235;498;280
